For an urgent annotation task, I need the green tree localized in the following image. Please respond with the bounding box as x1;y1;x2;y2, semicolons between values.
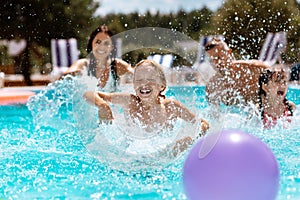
98;8;214;65
185;8;214;39
212;0;300;62
0;0;100;85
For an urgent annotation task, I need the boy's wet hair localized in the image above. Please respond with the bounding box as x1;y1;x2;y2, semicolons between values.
134;59;167;99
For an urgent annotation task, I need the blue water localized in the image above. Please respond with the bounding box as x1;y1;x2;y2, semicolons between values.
0;83;300;199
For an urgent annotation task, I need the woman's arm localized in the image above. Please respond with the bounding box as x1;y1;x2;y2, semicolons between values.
84;91;132;108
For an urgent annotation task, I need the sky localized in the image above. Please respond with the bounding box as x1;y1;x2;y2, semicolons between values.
95;0;225;16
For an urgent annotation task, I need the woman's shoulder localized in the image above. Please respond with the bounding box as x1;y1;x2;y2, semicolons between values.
113;58;127;65
113;58;133;74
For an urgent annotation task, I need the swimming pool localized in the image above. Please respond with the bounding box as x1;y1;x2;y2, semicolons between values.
0;84;299;199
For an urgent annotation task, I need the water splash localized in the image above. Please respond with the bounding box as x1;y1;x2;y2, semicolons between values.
27;74;202;173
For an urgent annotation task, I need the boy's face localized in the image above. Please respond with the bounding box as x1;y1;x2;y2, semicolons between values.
133;65;164;101
92;32;113;59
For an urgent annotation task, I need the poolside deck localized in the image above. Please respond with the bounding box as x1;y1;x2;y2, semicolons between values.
0;82;47;105
0;72;54;105
3;74;53;87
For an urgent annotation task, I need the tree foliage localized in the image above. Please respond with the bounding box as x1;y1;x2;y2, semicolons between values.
1;0;299;72
212;0;300;62
0;0;100;84
100;8;213;40
0;0;99;47
97;8;214;65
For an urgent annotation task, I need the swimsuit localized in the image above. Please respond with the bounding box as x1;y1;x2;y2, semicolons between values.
262;102;293;128
100;65;119;92
87;58;119;92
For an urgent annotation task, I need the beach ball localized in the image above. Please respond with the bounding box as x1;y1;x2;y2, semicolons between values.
183;129;279;200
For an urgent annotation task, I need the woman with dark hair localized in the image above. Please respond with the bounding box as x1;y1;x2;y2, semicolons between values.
257;68;295;128
64;25;133;92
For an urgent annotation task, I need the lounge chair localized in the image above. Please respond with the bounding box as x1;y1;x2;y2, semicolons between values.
51;38;79;75
147;54;174;69
258;32;287;66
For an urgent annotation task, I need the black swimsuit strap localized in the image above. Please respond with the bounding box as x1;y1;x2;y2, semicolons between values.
110;59;119;89
88;55;118;79
284;98;293;116
88;54;96;77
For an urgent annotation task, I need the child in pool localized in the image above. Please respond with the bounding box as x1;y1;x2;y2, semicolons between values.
257;68;296;128
84;59;209;155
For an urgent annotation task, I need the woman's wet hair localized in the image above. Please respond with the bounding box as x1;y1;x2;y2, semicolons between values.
134;59;167;99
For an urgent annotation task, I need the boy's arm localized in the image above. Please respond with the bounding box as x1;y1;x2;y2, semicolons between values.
168;99;196;122
169;99;209;134
172;136;193;157
83;91;132;122
83;91;107;106
83;91;114;121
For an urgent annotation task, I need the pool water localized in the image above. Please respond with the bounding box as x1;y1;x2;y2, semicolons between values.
0;83;300;199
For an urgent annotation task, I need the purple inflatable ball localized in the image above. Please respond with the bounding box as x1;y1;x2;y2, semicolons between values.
183;129;279;200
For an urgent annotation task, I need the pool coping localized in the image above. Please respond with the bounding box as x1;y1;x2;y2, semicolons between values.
0;86;45;105
0;82;299;105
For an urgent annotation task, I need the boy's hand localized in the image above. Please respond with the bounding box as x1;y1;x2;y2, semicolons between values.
201;118;210;133
196;118;209;139
98;107;114;121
